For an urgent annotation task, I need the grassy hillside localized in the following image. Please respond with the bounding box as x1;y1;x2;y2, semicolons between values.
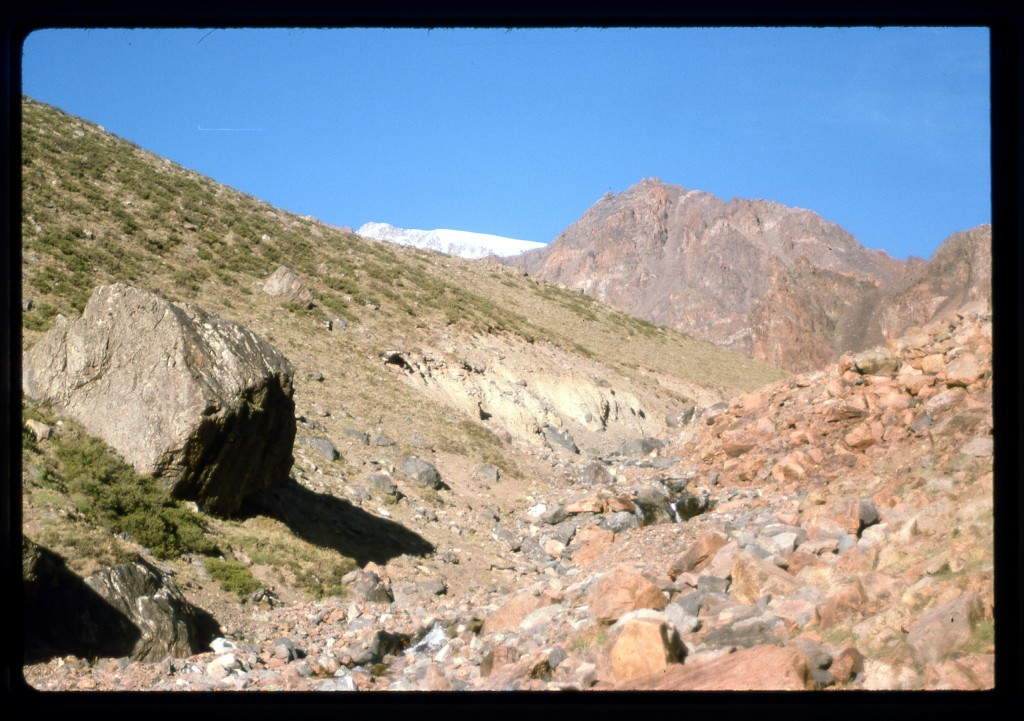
20;96;784;391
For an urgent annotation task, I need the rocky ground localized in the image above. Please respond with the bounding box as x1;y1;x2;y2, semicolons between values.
21;300;995;693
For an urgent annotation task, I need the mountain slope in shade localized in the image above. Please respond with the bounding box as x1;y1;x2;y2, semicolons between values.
357;222;546;259
876;224;992;339
511;178;989;372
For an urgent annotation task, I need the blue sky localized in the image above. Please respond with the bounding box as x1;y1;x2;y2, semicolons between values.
22;27;990;260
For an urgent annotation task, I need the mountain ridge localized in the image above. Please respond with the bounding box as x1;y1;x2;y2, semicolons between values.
509;178;989;372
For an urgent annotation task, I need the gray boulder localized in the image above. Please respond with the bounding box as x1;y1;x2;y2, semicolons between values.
580;461;614;485
616;437;664;456
474;463;500;485
23;284;296;515
633;490;675;526
298;435;339;462
543;425;580;454
400;455;444;489
665;405;697;428
344;568;394;604
846;347;902;375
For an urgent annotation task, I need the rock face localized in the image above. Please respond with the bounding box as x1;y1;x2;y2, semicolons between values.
23;284;296;515
510;178;990;372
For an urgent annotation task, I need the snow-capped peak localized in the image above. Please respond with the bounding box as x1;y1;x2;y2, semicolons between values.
357;222;546;259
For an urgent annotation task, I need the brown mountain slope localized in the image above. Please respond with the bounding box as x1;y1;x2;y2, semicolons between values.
877;224;992;339
512;179;989;373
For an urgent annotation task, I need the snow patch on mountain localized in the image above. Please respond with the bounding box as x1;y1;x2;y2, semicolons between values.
357;222;546;259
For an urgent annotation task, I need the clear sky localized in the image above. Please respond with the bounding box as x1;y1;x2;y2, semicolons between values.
22;27;990;260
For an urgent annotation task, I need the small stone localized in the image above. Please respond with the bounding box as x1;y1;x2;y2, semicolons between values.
24;418;51;442
474;463;500;484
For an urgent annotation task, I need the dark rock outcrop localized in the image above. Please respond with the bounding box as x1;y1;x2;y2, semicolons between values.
23;538;214;663
23;284;296;515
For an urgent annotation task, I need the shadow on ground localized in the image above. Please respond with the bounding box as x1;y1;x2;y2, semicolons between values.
239;480;435;566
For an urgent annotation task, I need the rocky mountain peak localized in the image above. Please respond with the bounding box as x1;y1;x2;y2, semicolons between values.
512;179;986;373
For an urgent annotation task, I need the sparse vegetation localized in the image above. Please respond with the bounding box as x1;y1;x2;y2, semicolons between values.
202;557;262;600
23;402;217;561
214;516;356;600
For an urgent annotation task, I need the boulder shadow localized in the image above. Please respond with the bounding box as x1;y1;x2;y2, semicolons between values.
24;544;141;664
23;541;223;665
239;479;435;566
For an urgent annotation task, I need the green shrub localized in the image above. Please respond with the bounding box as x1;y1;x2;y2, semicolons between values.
203;556;262;599
53;431;216;559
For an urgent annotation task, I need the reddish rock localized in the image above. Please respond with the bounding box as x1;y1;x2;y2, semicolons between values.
702;540;740;579
830;646;866;684
480;652;553;689
816;497;880;536
543;538;566;558
785;550;822;576
613;644;812;690
480;644;521;677
606;610;685;681
923;657;992;690
730;550;800;604
668;532;728;578
588;564;667;623
900;372;934;396
569;525;615;567
907;592;984;666
844;422;879;451
481;592;559;635
920;354;946;375
421;664;453;691
606;496;636;514
944;353;984;387
771;455;807;482
816;584;864;628
722;440;757;458
565;495;605;515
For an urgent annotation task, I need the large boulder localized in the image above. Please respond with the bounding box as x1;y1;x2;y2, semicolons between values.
23;538;211;663
613;644;813;690
82;560;209;661
23;284;296;515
